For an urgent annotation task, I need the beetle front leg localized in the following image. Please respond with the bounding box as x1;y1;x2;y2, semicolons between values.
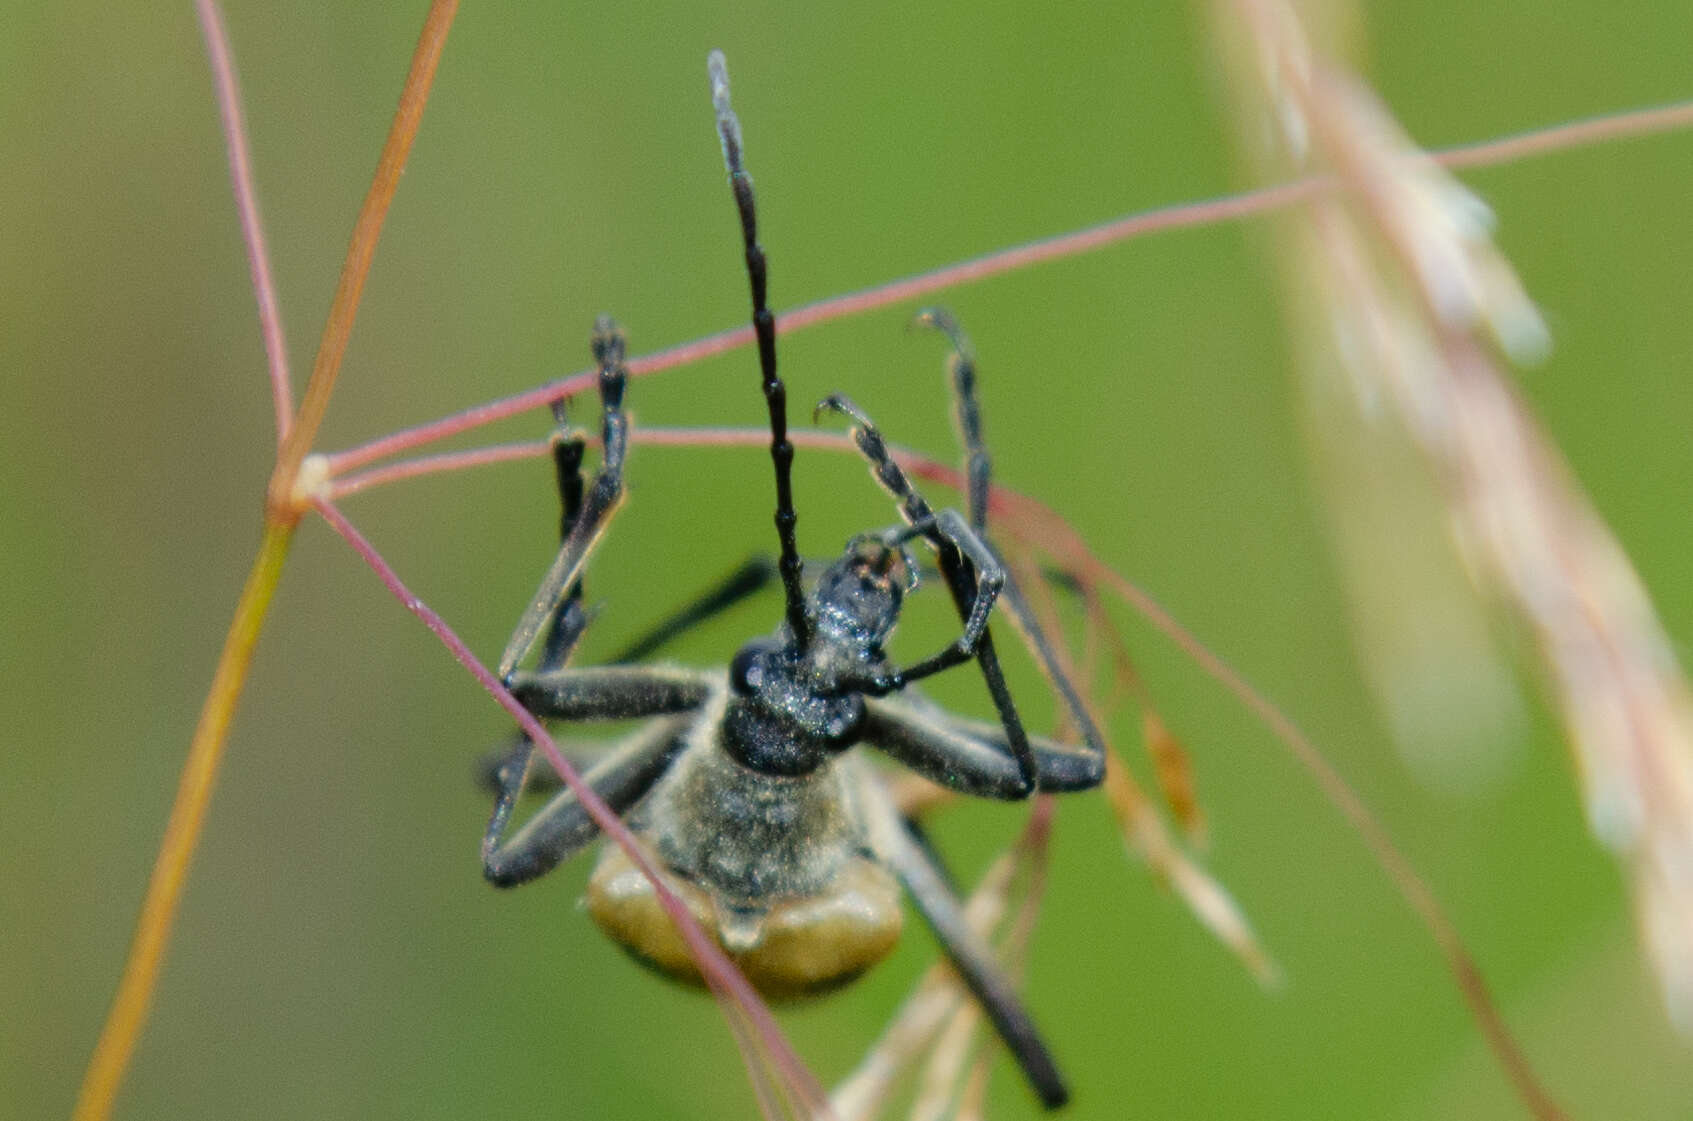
815;393;1039;792
500;315;632;681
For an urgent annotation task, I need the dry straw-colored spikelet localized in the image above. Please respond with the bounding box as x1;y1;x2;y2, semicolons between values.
1220;0;1693;1032
1005;550;1278;986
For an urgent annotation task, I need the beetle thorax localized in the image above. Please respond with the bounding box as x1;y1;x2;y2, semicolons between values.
648;721;862;903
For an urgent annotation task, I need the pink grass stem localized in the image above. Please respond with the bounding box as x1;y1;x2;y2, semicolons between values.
326;427;899;500
319;176;1318;478
1437;98;1693;171
322;330;754;478
329;440;550;499
196;0;293;445
310;496;831;1119
321;96;1693;477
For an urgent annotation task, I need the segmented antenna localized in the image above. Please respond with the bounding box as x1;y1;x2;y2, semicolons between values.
709;50;812;650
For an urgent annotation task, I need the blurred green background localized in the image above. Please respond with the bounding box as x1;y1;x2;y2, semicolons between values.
5;3;1693;1118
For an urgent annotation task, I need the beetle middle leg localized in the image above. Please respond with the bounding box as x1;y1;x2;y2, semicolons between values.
481;555;777;798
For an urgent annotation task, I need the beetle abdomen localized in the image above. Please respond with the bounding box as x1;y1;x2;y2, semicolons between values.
585;842;902;999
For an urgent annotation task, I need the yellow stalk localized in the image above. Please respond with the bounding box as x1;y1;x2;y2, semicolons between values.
70;520;295;1121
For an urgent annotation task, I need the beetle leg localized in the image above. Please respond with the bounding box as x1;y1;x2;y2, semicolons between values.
855;763;1069;1109
483;714;691;887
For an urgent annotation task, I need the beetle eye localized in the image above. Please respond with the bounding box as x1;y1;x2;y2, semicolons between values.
729;643;766;695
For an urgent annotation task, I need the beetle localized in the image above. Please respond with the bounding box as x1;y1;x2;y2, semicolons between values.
478;52;1107;1110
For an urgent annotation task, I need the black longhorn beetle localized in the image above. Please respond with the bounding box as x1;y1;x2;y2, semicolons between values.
479;51;1107;1110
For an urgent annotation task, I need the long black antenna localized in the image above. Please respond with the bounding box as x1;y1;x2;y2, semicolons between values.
709;50;812;650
